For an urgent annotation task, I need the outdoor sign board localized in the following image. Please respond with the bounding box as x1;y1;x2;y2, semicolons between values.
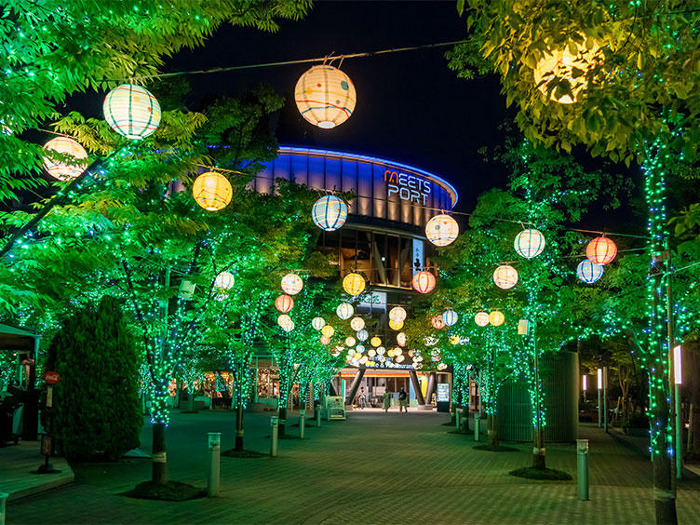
436;383;450;413
44;371;60;385
326;396;346;420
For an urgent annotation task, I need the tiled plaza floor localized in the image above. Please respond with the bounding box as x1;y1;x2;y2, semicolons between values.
6;408;700;524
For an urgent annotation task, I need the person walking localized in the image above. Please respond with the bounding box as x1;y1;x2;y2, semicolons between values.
382;389;392;412
359;387;367;409
398;387;408;413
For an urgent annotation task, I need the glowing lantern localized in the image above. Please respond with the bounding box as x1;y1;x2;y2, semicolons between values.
359;355;368;365
214;271;235;291
275;294;294;313
449;334;460;345
425;214;459;247
389;306;407;323
356;344;366;353
343;273;366;296
321;325;335;338
281;273;304;295
192;172;232;212
424;336;438;346
388;320;404;331
377;347;386;356
397;332;406;347
387;348;396;358
577;260;604;284
412;271;436;294
514;229;545;259
294;65;356;129
493;265;518;289
394;348;402;356
103;83;161;139
368;349;376;357
586;237;617;265
431;316;445;329
442;310;458;327
533;39;600;104
345;336;356;347
42;137;88;181
320;335;331;345
356;329;368;341
475;312;489;327
350;317;365;331
278;314;294;332
370;336;382;347
336;302;354;320
312;317;326;331
489;311;505;327
396;355;405;363
312;195;348;231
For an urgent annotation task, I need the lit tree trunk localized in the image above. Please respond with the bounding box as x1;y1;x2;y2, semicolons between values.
487;412;499;447
235;404;245;451
151;396;168;485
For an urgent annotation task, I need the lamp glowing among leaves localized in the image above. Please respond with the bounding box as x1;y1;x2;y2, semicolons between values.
312;317;326;331
278;314;294;332
321;325;335;338
442;310;458;327
312;195;348;231
514;228;545;259
488;311;505;327
343;273;366;296
336;302;354;320
425;214;459;247
586;237;617;265
577;260;604;284
350;317;365;331
474;312;489;327
397;332;406;347
281;273;304;295
431;316;445;329
320;336;331;345
388;320;404;331
275;294;294;313
389;306;407;323
370;336;382;347
345;337;356;347
412;271;436;294
193;172;232;211
103;83;161;139
42;137;88;181
356;329;368;341
493;265;518;289
214;271;235;292
295;65;356;129
532;39;600;104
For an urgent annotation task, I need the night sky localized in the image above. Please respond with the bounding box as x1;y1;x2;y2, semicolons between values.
163;1;512;212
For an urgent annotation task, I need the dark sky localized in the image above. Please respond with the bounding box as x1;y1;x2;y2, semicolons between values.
164;1;512;212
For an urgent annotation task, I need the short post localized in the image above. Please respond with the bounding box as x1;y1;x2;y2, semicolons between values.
299;409;305;439
455;407;461;432
474;413;481;442
207;432;221;497
597;368;603;428
270;416;279;457
315;406;322;428
577;439;589;501
0;493;8;525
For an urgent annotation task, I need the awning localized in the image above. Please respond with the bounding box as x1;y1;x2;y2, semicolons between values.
0;324;40;352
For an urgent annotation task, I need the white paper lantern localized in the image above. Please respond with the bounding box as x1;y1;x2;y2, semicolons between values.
214;271;235;291
281;273;303;295
389;306;407;323
103;84;161;139
425;214;459;247
336;302;354;320
42;137;88;181
514;229;545;259
474;312;489;327
350;317;365;331
345;336;356;347
278;314;294;332
577;260;604;284
312;195;348;231
192;172;232;212
356;344;366;354
356;329;368;341
493;265;518;290
312;317;326;330
295;65;356;129
442;310;458;327
397;332;407;347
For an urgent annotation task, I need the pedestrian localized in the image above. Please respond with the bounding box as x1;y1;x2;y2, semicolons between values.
359;387;367;409
382;389;392;412
398;387;408;413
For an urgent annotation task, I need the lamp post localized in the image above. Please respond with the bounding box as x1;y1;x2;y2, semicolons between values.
597;368;603;429
582;374;587;402
674;345;683;479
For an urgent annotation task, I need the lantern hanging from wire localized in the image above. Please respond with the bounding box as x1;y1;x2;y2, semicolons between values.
345;336;356;347
389;306;407;323
320;335;331;345
356;329;368;341
103;83;161;139
275;294;294;313
388;320;404;331
397;332;407;347
281;273;304;295
278;314;294;332
514;228;546;259
431;316;445;330
474;312;489;327
412;271;436;294
193;172;233;212
343;272;366;296
493;265;518;290
294;65;356;129
214;271;235;292
321;325;335;338
489;311;505;327
532;38;600;104
370;336;382;348
425;214;459;247
312;317;326;331
312;195;348;231
42;137;88;181
336;302;354;320
577;260;604;284
350;317;365;331
442;310;458;327
586;236;617;265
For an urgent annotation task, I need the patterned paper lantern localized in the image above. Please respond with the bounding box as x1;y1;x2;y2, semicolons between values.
278;314;294;332
388;320;404;331
493;265;518;290
356;344;366;354
368;349;377;357
577;260;604;284
343;273;366;296
103;84;161;139
412;271;436;294
425;214;459;247
281;273;304;295
397;332;407;347
192;172;233;211
42;137;88;181
449;334;460;345
370;336;382;348
356;329;369;341
214;271;235;291
533;39;600;104
336;302;354;320
312;195;348;231
514;229;546;259
389;306;407;323
442;310;458;327
320;335;331;345
312;317;326;331
431;316;445;330
489;311;505;327
396;355;405;363
295;65;356;129
350;317;365;331
474;312;489;327
321;325;335;338
377;346;386;356
275;294;294;313
586;237;617;265
345;336;356;347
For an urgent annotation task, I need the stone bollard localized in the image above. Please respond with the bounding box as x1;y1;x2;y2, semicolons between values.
270;416;279;457
455;407;461;432
474;413;481;442
299;409;305;439
315;407;322;428
0;493;7;525
207;432;221;497
577;439;590;501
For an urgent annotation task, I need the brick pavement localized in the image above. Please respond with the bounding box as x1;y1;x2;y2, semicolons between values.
6;408;700;524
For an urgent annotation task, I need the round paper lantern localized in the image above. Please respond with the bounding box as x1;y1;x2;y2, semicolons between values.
356;344;366;353
320;335;331;345
377;346;386;356
514;229;545;259
345;336;356;347
312;317;326;331
275;294;294;313
214;271;235;291
359;355;368;365
449;334;460;345
343;273;366;296
489;311;505;327
533;39;600;104
412;271;436;294
321;325;335;338
442;310;458;327
368;349;376;357
397;332;407;347
431;316;445;330
387;348;396;358
586;237;617;265
577;260;604;284
493;265;518;290
103;84;161;139
312;195;348;231
396;355;405;363
356;329;368;341
336;302;354;320
193;172;232;212
370;336;382;348
389;306;407;323
388;320;404;331
394;348;403;356
350;317;365;331
295;65;356;129
278;314;294;332
281;273;304;295
475;312;489;327
425;214;459;247
42;137;88;181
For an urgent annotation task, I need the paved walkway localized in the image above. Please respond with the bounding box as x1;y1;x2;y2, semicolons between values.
6;408;700;524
